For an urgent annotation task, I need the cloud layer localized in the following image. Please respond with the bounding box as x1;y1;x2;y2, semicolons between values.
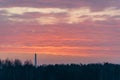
0;0;120;64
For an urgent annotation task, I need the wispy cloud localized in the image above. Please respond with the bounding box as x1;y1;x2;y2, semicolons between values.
0;0;120;63
0;7;120;25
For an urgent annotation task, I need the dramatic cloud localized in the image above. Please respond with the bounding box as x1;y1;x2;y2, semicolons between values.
0;0;120;64
0;0;119;9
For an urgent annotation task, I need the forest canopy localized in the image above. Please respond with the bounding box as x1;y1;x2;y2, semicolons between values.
0;59;120;80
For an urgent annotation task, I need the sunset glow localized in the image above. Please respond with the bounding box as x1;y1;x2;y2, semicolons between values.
0;0;120;64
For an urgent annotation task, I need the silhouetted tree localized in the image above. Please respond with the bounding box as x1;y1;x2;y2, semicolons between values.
0;59;120;80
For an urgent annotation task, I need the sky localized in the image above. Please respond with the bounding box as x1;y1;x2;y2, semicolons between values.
0;0;120;64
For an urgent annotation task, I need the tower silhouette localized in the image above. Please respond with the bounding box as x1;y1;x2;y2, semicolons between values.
34;53;37;67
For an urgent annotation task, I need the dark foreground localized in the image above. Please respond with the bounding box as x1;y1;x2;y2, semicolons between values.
0;59;120;80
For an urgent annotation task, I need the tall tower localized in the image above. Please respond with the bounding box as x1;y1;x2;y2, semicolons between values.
34;53;37;68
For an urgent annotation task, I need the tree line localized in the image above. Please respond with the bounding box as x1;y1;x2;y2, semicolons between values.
0;59;120;80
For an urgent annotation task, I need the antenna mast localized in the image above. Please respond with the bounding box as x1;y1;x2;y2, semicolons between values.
34;53;37;68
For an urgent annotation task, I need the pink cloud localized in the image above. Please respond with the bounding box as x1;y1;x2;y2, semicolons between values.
0;0;120;64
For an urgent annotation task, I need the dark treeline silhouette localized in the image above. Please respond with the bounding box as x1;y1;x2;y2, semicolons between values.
0;59;120;80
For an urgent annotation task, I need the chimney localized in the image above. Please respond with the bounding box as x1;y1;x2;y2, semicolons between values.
34;53;37;68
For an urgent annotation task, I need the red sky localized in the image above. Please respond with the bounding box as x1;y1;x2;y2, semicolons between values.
0;0;120;64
